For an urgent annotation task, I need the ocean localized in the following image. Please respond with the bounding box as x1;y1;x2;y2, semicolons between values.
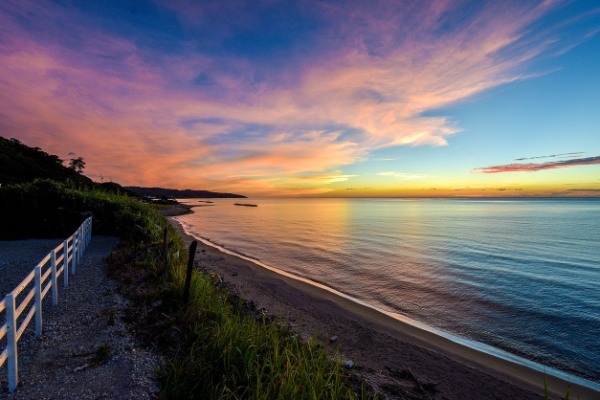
175;198;600;383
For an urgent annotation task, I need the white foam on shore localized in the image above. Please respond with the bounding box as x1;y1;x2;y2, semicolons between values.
174;216;600;395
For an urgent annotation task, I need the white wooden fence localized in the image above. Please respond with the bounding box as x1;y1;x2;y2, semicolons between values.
0;216;92;392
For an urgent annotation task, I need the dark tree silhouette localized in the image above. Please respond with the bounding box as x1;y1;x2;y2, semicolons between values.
69;157;86;173
0;137;92;186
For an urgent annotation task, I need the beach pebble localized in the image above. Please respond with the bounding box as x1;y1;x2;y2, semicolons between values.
330;335;338;343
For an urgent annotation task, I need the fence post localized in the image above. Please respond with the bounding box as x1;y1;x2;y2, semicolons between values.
63;239;69;287
34;265;42;336
88;218;92;246
79;226;84;257
76;229;80;264
51;250;58;305
71;233;77;275
183;240;198;303
6;293;18;392
85;219;90;247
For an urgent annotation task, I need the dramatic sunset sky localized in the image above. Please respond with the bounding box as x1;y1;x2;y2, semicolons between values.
1;1;599;197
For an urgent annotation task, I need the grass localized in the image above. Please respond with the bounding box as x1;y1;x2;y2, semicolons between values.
104;203;375;399
159;267;368;399
91;343;111;367
544;376;571;400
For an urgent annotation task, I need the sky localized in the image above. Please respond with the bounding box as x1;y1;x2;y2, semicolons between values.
0;0;599;197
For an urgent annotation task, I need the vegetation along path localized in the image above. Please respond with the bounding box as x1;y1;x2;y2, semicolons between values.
0;236;161;400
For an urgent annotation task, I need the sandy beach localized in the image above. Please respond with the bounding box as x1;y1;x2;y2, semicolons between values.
168;214;599;400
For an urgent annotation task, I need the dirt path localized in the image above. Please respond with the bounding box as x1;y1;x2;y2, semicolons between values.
0;236;161;400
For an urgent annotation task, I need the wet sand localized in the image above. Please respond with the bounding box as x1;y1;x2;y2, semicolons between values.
168;214;599;400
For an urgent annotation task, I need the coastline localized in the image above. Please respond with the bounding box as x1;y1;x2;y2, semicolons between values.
167;210;599;400
157;203;195;216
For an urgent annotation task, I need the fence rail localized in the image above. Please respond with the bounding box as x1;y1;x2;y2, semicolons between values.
0;217;92;392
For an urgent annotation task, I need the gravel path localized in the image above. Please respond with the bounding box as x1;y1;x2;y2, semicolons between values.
0;236;161;399
0;239;63;299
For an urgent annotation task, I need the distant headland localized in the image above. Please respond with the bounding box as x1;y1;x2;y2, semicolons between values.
126;186;246;199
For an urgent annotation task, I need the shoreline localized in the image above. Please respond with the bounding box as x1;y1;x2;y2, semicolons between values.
167;209;599;400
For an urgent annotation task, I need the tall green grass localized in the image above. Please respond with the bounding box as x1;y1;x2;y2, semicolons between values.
159;257;369;399
102;201;374;399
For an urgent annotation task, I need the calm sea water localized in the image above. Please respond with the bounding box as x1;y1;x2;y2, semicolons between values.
176;198;600;382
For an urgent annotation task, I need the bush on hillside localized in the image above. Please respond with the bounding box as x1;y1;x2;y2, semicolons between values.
0;179;162;240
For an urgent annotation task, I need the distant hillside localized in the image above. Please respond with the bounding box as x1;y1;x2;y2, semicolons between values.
0;136;245;199
127;186;246;199
98;182;140;197
0;137;93;186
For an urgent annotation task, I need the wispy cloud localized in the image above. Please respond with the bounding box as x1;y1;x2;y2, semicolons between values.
376;171;432;180
474;156;600;173
514;152;585;161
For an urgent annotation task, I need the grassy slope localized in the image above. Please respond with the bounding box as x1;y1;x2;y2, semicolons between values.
107;203;374;399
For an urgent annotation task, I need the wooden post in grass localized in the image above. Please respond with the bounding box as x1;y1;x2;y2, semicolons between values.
163;227;169;271
183;240;198;302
